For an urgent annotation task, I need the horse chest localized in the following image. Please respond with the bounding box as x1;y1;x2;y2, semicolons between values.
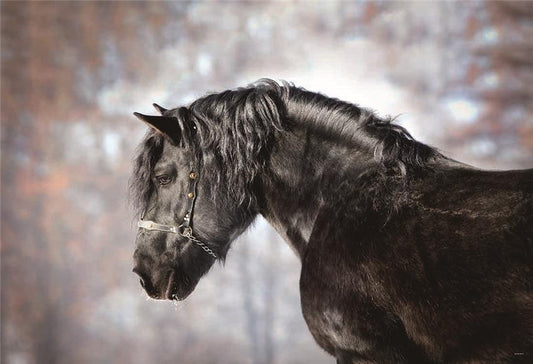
301;297;372;357
299;259;431;364
299;258;377;358
298;227;430;363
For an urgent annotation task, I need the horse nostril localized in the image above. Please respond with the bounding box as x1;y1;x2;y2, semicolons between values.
133;267;149;290
133;266;160;298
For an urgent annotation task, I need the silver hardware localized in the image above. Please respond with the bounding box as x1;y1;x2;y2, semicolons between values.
138;220;177;233
190;239;218;259
178;225;218;259
179;225;193;238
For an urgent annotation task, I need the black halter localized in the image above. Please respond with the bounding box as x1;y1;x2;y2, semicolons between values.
181;171;199;230
137;171;218;259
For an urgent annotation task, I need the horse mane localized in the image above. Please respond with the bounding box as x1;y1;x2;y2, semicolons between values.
261;79;440;174
131;79;441;216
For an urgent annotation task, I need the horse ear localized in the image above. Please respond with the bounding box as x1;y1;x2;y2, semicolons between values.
152;103;167;115
133;112;181;143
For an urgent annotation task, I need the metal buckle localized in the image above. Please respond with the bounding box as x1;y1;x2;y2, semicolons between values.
178;225;193;238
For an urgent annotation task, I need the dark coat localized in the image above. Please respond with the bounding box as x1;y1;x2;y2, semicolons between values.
132;80;533;364
298;167;533;363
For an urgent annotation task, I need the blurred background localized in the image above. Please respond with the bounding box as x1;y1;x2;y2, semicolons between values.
1;1;532;364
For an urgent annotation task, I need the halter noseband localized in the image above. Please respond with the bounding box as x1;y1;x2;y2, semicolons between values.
137;171;218;259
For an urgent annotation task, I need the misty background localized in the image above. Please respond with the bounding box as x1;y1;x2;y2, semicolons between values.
1;1;532;364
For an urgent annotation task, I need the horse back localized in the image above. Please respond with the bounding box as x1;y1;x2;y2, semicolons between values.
416;166;533;221
410;166;533;256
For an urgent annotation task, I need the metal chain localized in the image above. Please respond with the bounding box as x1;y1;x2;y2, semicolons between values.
179;226;218;259
191;238;218;259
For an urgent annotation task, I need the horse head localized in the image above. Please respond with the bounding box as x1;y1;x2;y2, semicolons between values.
130;102;260;300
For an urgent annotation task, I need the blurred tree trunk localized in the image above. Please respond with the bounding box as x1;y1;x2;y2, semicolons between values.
262;228;278;364
485;1;533;165
239;243;260;364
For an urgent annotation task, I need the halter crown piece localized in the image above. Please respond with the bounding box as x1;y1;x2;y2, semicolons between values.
137;171;218;259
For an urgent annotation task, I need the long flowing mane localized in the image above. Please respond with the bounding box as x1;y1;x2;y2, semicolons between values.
277;81;441;172
130;80;442;217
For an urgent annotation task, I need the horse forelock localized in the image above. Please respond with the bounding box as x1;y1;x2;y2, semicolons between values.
129;130;165;218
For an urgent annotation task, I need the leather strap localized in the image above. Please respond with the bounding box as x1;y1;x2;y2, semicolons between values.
181;172;198;228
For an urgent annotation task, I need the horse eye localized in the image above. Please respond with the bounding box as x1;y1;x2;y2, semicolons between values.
157;175;172;185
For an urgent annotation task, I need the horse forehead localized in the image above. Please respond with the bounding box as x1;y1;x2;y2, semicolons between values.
157;142;188;166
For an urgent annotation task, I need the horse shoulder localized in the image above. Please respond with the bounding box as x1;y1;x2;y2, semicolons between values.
299;192;433;363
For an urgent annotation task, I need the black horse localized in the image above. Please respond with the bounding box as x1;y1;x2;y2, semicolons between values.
130;80;533;364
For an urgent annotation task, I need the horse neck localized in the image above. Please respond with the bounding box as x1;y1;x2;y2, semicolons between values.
256;124;375;259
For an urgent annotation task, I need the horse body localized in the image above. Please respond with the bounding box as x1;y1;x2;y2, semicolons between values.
131;80;533;363
259;118;533;363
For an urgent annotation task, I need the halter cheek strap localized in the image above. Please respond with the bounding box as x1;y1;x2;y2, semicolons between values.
137;171;218;259
181;171;198;229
